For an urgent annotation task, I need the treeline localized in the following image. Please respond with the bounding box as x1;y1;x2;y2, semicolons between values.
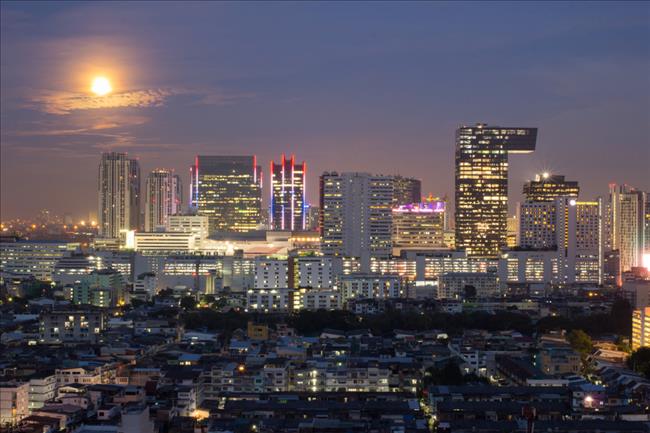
182;299;632;338
536;298;631;336
182;309;534;336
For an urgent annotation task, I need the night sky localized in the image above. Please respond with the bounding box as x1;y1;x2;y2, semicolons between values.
1;2;648;220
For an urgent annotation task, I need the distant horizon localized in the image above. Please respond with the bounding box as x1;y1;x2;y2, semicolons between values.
2;2;649;219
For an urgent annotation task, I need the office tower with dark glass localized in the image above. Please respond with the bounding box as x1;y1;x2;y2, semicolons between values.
523;173;579;202
98;152;140;238
189;156;262;234
320;172;393;259
269;154;307;231
144;169;182;232
455;124;537;257
393;175;422;206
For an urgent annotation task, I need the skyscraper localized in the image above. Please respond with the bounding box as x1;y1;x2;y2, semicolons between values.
523;173;579;202
455;124;537;257
393;176;422;206
607;184;647;272
98;152;140;238
144;169;182;232
189;156;262;233
320;172;393;259
269;154;307;231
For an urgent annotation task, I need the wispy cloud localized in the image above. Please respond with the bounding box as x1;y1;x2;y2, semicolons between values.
30;88;173;114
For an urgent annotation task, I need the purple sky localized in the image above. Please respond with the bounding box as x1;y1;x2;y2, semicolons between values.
1;2;649;220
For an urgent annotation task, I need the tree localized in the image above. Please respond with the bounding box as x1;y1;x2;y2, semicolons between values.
627;347;650;379
567;329;593;355
610;298;632;335
180;295;197;310
464;285;477;300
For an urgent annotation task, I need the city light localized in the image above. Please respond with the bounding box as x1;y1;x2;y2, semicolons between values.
0;4;647;432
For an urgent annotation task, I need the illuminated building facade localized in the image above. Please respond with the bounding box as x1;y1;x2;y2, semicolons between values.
607;184;647;272
455;124;537;257
632;307;650;350
144;169;182;232
523;174;579;202
320;172;393;259
393;175;421;206
556;198;603;284
0;239;78;281
269;154;307;230
340;273;404;302
190;155;262;234
392;201;446;252
166;215;210;240
507;215;519;248
515;197;602;284
518;201;557;249
98;152;140;238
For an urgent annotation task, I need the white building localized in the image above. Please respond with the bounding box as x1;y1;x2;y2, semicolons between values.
320;172;394;260
254;257;288;289
52;254;104;286
438;272;498;299
28;373;57;411
289;255;341;289
340;273;404;302
166;215;210;239
132;272;158;301
246;288;293;312
144;169;182;232
514;197;603;285
0;381;29;426
134;232;199;254
0;240;78;281
293;288;341;310
55;367;103;386
498;250;557;287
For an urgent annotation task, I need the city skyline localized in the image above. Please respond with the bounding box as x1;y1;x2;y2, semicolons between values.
1;2;649;219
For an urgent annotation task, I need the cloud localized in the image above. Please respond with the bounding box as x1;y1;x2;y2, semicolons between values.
28;86;255;115
31;88;172;114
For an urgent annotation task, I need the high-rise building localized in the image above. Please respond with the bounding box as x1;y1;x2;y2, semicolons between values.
393;176;422;206
144;169;182;232
645;200;650;258
269;154;307;231
518;201;557;249
455;124;537;257
523;173;579;202
98;152;140;238
607;184;647;272
392;201;446;252
320;172;393;259
555;198;603;284
189;156;262;234
508;197;603;285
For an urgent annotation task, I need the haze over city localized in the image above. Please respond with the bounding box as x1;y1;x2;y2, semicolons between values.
2;1;649;219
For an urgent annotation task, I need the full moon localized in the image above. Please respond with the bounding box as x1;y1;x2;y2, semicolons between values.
91;77;112;96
